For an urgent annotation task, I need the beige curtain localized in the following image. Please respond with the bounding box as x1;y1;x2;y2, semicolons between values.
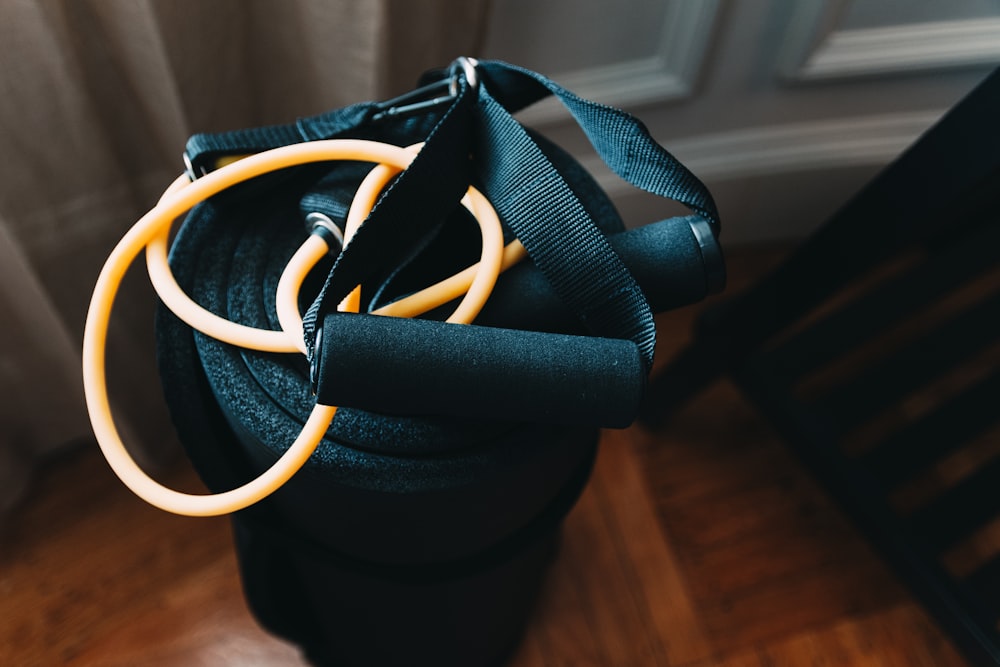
0;0;489;517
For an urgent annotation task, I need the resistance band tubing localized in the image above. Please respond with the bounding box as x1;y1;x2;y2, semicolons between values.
84;139;505;516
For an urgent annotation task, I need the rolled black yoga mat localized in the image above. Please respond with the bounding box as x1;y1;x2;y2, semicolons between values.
156;124;721;666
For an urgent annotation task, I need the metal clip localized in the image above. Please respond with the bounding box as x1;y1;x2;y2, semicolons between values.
183;151;207;182
309;326;323;395
305;211;345;252
371;56;479;122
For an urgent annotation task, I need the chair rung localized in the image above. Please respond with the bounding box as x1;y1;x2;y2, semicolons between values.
761;218;1000;382
809;288;1000;434
862;370;1000;488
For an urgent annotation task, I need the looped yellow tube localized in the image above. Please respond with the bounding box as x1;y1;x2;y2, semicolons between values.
83;139;511;517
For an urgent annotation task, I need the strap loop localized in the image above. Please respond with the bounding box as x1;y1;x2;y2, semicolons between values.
182;59;721;375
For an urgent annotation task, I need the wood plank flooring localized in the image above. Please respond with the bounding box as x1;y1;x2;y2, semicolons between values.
0;247;970;666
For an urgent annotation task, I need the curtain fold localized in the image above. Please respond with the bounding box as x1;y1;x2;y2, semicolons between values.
0;0;488;520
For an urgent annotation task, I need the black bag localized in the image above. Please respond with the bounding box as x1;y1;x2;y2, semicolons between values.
155;59;723;666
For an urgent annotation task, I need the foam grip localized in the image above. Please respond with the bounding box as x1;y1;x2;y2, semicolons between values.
465;215;725;333
315;313;645;428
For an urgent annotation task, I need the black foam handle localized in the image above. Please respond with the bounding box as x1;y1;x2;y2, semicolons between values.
315;313;645;428
432;215;725;334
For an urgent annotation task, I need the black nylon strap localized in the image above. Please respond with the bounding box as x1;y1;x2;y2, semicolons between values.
300;78;476;354
184;103;376;177
465;61;722;372
182;59;720;378
476;61;719;231
472;83;657;368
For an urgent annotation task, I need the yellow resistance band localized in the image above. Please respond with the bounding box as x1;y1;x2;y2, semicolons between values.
83;139;525;517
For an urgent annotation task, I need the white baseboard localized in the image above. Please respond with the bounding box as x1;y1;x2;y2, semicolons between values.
581;110;945;196
577;110;948;244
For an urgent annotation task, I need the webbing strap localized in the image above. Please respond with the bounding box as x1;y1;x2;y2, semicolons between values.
467;62;721;371
182;60;720;376
300;78;478;354
477;62;719;229
184;103;377;177
472;83;657;368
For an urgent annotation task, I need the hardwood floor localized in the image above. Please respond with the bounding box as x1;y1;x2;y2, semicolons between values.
0;247;969;666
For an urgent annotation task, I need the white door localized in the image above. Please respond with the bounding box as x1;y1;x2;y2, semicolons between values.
480;0;1000;243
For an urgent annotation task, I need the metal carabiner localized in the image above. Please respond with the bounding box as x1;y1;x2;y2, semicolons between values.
370;56;478;122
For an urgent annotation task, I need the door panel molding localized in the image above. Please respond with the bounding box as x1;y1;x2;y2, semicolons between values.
782;3;1000;81
515;0;721;125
